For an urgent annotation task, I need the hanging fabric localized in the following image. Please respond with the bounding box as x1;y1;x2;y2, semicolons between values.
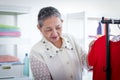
88;17;120;80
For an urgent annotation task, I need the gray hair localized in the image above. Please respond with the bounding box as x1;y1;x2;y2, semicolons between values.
38;6;62;27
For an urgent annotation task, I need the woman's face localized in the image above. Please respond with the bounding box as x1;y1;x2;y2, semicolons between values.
38;16;63;43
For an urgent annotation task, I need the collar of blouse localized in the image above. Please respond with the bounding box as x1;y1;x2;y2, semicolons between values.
41;35;74;58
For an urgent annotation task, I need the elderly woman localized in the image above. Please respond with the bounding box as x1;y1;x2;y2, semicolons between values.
30;6;90;80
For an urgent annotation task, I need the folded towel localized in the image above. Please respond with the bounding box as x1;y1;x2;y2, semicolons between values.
0;24;19;29
0;55;19;62
0;28;20;32
0;32;21;37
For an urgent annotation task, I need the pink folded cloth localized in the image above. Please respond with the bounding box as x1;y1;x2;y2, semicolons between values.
0;32;21;36
0;55;19;62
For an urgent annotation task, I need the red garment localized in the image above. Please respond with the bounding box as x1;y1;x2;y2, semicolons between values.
88;35;120;80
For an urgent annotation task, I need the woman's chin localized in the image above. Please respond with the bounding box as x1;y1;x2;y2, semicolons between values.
51;38;59;42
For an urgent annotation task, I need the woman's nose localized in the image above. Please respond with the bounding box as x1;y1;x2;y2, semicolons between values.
52;29;58;36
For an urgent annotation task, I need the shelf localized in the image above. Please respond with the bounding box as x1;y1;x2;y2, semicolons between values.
0;37;30;45
0;5;31;15
0;37;21;44
0;5;31;45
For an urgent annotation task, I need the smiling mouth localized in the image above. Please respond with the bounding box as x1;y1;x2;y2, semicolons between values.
51;37;57;39
52;37;57;39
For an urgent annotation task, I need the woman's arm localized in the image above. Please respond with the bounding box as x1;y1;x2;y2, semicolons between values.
30;55;52;80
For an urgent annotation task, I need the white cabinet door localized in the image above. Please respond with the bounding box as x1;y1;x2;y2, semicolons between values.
65;12;86;49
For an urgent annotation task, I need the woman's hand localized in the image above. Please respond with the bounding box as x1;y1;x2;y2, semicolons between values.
88;40;95;52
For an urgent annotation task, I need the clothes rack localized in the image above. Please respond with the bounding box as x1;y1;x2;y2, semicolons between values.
101;17;120;80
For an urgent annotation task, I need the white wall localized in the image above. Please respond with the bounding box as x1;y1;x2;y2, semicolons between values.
1;0;120;17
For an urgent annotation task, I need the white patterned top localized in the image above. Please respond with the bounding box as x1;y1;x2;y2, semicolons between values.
30;34;89;80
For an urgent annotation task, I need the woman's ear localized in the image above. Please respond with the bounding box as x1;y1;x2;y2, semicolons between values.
61;19;63;23
37;24;42;31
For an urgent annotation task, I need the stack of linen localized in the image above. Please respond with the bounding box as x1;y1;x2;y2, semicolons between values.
0;24;21;37
0;55;20;65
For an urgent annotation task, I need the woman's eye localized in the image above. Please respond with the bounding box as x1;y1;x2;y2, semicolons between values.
56;27;61;30
46;29;52;31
